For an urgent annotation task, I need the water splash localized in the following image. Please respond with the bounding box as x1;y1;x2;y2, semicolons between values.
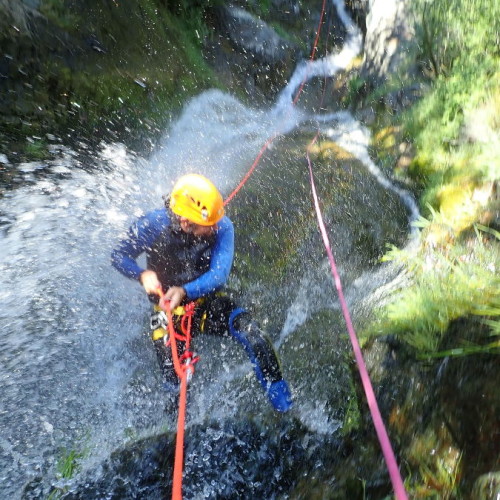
0;0;419;497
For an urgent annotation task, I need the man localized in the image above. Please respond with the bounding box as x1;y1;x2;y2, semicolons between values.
111;173;293;412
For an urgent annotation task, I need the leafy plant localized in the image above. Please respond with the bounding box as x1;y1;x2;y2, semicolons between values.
40;0;79;31
24;139;48;160
376;224;499;353
56;448;84;478
47;447;86;499
412;0;499;79
404;0;499;199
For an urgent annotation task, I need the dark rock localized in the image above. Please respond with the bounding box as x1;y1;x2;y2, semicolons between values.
204;5;301;103
31;418;344;500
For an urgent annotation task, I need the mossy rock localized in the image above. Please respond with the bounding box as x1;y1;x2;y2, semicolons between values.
0;0;218;156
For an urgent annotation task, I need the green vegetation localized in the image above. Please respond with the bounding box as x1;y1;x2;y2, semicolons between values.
404;0;499;195
56;448;84;479
47;447;86;500
40;0;79;30
0;0;219;157
61;0;219;145
410;440;462;499
160;0;225;50
359;5;499;494
340;365;362;436
378;224;499;353
24;138;49;160
413;0;499;80
365;0;500;358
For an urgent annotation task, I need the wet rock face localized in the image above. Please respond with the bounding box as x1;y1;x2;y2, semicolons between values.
437;350;500;493
217;6;296;66
0;0;40;34
204;5;302;103
269;0;301;22
25;419;343;500
358;316;500;498
0;3;81;138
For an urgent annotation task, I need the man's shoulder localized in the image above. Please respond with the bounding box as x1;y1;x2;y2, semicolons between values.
137;208;170;231
144;207;168;221
217;216;234;232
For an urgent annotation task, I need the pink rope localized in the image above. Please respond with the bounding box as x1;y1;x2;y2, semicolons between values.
306;140;408;500
222;0;408;492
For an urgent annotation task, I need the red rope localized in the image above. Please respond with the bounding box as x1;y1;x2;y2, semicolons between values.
223;133;279;206
156;290;198;500
155;1;407;498
223;0;326;206
293;0;327;106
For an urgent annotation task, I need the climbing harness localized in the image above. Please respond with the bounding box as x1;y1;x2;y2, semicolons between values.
156;289;199;500
150;307;168;340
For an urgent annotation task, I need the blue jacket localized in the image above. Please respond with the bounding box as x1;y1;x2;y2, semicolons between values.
111;208;234;300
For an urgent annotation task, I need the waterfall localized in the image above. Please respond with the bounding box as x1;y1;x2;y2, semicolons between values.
0;1;418;498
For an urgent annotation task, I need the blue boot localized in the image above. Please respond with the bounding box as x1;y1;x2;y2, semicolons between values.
267;380;293;412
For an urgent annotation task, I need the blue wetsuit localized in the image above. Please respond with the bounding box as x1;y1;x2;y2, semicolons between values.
111;207;292;412
111;208;234;299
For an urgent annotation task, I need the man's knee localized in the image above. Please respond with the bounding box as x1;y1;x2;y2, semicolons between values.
203;295;235;335
231;312;267;344
230;311;282;380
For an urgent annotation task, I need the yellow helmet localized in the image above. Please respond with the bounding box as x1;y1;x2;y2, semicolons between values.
169;174;224;226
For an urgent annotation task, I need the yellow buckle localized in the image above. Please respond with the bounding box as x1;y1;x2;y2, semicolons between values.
153;304;186;316
152;327;166;341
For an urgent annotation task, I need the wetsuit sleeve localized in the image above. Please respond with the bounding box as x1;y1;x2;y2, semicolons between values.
183;217;234;300
111;210;166;281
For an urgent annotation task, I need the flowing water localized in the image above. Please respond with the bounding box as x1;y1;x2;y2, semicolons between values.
0;2;419;498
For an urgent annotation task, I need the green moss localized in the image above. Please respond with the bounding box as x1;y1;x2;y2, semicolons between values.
344;74;368;108
229;133;378;293
0;0;220;155
24;138;49;160
40;0;79;31
341;371;362;436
